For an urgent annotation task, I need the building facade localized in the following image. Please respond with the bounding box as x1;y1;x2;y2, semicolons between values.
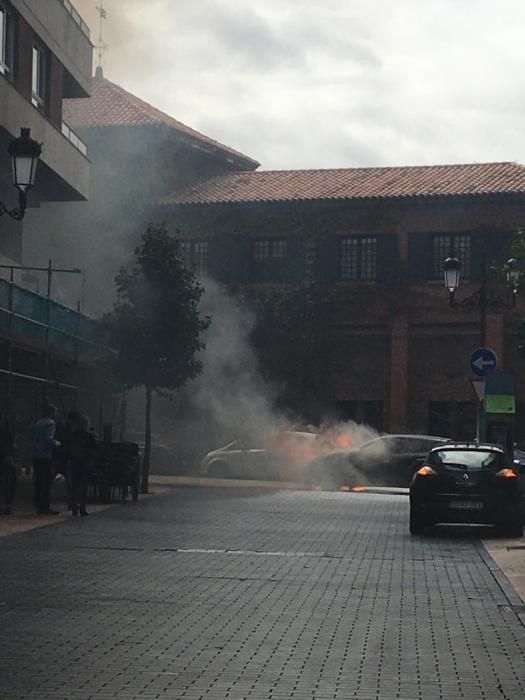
0;1;108;437
157;164;525;439
23;67;259;316
0;0;91;265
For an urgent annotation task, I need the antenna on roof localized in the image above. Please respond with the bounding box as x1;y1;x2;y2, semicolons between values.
95;2;109;73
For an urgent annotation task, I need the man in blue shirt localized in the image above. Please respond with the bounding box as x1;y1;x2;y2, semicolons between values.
32;404;61;515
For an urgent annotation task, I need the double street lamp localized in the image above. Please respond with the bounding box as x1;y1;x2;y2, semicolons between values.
0;128;42;220
443;252;520;346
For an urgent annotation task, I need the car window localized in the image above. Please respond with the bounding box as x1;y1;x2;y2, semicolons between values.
393;438;421;453
428;449;505;471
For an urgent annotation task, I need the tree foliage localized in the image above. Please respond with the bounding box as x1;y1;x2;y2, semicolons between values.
243;279;336;418
102;224;210;491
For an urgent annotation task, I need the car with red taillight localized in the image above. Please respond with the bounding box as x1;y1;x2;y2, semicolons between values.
409;443;524;537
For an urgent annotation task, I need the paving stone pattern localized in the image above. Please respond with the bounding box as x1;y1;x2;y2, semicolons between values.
1;487;525;699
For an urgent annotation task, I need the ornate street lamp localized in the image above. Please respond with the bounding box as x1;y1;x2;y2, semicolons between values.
504;258;520;300
443;251;520;345
444;256;461;302
0;128;42;220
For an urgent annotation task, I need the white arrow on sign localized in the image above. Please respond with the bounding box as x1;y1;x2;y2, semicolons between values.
472;356;496;371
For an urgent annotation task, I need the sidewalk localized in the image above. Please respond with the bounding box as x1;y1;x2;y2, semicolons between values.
0;473;168;537
484;535;525;605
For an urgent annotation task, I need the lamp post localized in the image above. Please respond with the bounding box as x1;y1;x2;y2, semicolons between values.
0;128;42;220
443;253;520;346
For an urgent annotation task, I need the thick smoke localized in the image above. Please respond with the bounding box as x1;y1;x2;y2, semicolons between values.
133;277;382;484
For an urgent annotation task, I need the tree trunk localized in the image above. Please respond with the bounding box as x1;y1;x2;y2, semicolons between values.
141;385;152;494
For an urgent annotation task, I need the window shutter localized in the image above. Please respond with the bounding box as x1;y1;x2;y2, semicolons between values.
286;238;306;283
317;236;340;282
208;234;250;283
407;233;431;281
376;234;399;284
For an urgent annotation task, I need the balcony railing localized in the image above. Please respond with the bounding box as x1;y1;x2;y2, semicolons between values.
61;121;88;157
62;0;91;38
0;278;101;364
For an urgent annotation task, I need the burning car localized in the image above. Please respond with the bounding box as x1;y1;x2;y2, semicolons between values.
200;430;319;481
303;434;450;490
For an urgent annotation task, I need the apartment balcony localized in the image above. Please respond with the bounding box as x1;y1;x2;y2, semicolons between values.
0;77;90;201
11;0;92;98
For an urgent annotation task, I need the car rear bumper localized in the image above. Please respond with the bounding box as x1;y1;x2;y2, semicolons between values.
411;492;523;526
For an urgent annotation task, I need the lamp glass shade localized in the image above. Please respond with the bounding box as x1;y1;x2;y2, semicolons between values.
444;257;461;293
505;258;520;289
8;128;42;192
12;155;38;191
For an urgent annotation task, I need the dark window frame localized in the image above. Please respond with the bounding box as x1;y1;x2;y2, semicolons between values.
179;239;208;276
31;40;49;110
340;236;377;281
0;3;14;78
252;238;288;282
431;233;472;280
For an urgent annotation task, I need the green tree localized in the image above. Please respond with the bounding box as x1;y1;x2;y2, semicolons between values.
102;224;210;493
247;281;336;416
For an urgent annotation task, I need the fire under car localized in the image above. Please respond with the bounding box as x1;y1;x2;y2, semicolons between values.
409;442;525;537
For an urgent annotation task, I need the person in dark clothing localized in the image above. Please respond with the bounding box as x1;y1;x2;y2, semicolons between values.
32;404;61;515
69;414;95;516
54;410;80;509
0;414;16;515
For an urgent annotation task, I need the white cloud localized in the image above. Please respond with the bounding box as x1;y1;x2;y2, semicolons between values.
72;0;525;169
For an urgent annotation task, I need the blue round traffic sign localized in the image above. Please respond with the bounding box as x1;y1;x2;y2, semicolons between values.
470;347;497;377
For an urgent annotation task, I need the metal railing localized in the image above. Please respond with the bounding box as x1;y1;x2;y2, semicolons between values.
61;122;88;157
0;278;101;365
62;0;91;38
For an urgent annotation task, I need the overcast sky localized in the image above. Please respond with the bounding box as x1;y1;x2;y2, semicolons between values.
73;0;525;171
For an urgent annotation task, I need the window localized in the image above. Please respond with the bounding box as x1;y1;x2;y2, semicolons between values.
0;5;14;77
32;43;48;109
432;234;471;280
252;239;288;281
179;240;208;275
340;236;376;281
253;239;287;261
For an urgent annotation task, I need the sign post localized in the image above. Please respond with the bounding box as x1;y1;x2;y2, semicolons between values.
469;347;497;441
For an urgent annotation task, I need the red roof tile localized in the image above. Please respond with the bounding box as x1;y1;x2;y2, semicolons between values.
63;70;259;168
159;162;525;206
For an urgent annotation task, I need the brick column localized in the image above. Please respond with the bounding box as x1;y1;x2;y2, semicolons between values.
485;314;504;363
390;315;408;432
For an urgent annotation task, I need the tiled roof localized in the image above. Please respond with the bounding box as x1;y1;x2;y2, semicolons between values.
63;69;259;168
159;162;525;206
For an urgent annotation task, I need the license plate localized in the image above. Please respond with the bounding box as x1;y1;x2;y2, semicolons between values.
449;500;483;510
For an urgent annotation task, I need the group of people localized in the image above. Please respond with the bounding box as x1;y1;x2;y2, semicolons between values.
0;404;96;516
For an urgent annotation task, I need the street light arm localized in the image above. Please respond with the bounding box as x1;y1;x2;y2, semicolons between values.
449;287;516;312
0;191;26;221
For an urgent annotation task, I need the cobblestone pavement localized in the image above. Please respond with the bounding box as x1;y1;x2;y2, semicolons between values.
1;487;525;700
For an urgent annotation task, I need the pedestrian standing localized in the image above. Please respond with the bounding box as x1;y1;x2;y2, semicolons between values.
69;414;95;516
31;404;61;515
0;414;16;515
55;410;80;509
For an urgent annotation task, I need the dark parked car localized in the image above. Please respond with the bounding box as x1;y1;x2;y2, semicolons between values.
409;442;524;537
304;434;450;489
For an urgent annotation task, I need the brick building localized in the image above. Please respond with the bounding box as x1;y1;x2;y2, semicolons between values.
157;163;525;439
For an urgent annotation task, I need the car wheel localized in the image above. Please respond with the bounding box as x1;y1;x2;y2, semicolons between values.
409;508;427;535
